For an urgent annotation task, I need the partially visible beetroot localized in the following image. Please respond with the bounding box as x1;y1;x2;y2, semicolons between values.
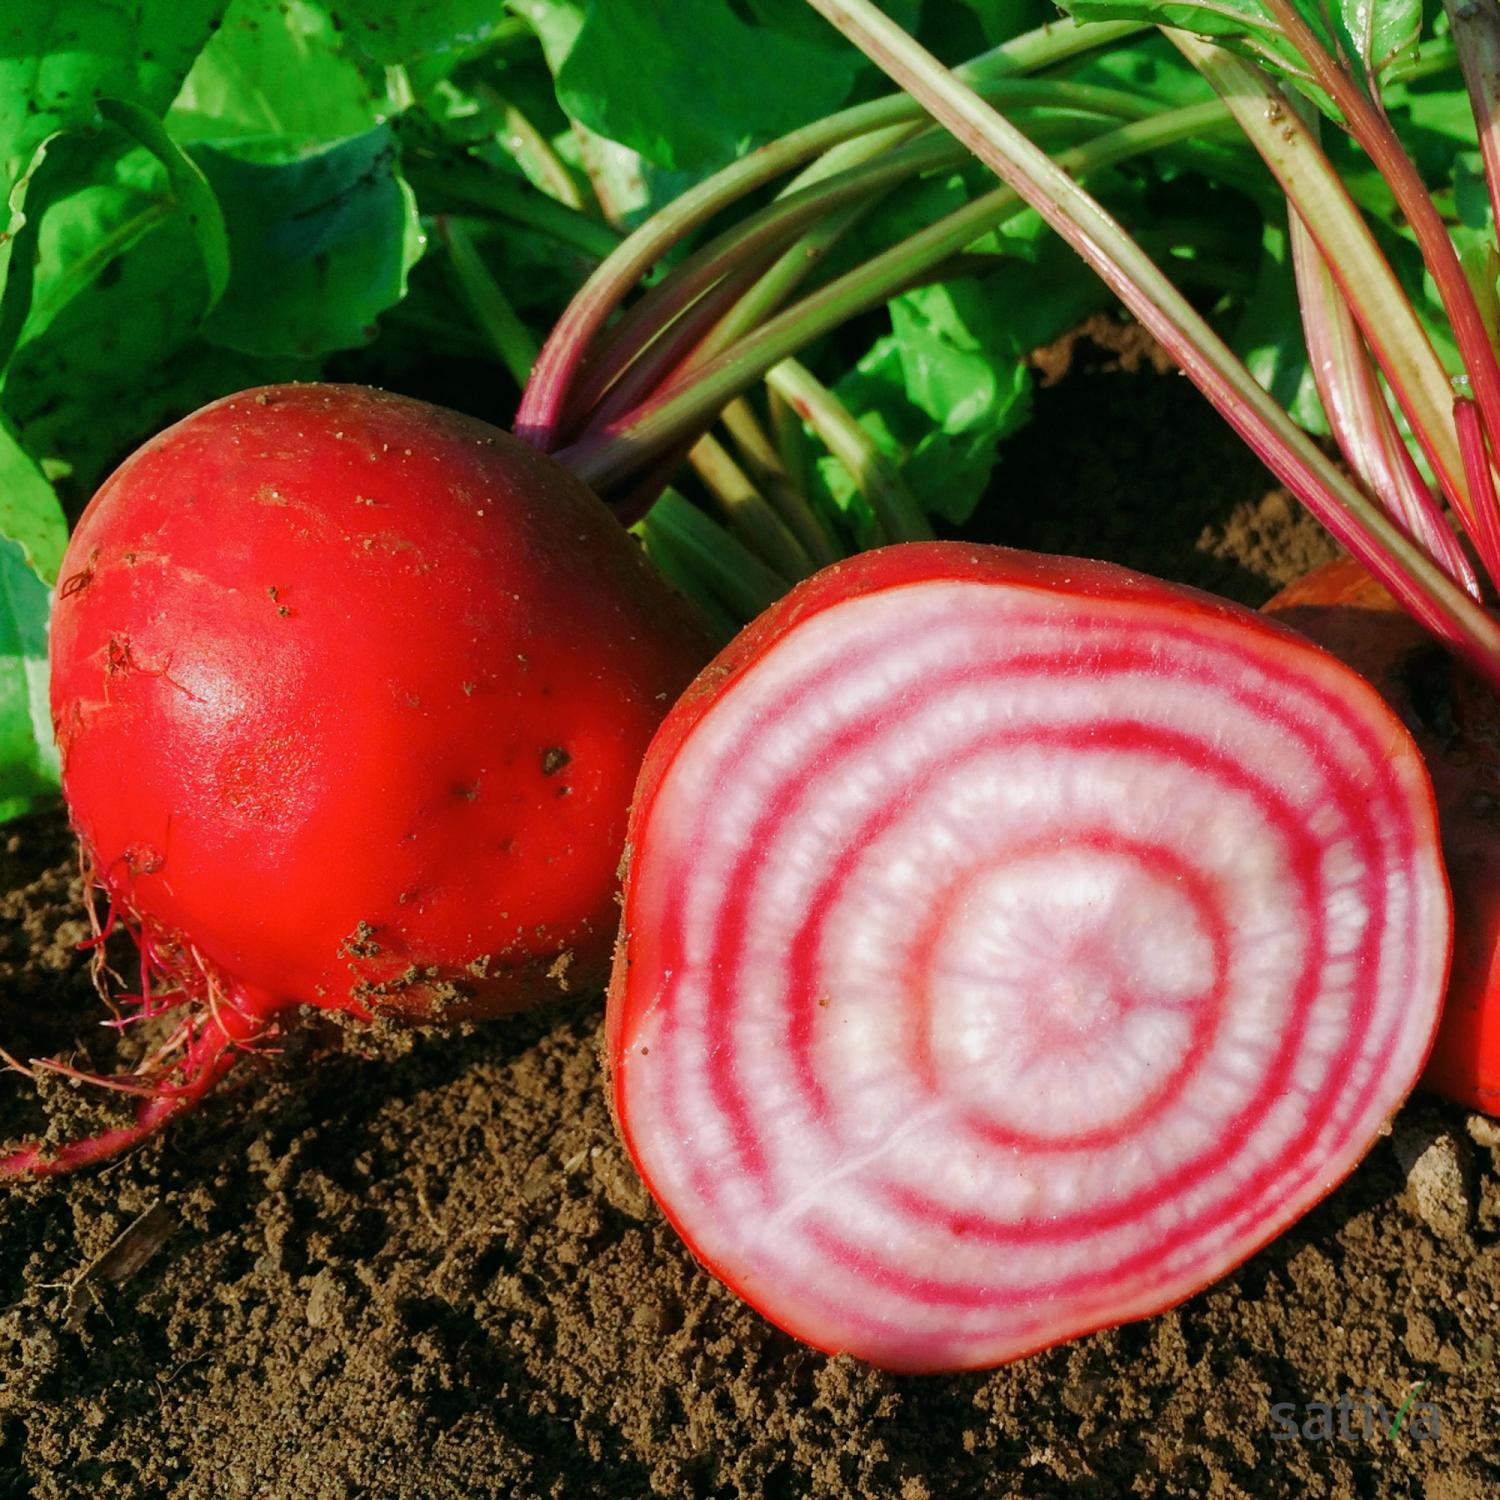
5;383;710;1175
1267;556;1499;1115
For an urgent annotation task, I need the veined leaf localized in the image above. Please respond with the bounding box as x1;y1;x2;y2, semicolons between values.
197;125;425;357
0;133;88;374
1332;0;1422;81
328;0;506;64
0;417;67;585
97;98;230;308
511;0;859;173
168;0;380;158
814;261;1101;535
1059;0;1421;94
14;149;177;355
4;191;307;511
0;535;58;820
0;0;228;191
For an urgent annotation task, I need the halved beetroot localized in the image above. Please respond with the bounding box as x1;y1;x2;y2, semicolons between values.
608;543;1450;1371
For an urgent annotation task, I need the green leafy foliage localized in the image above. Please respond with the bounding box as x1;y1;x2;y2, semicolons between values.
1059;0;1421;98
0;0;1479;822
949;0;1051;47
1233;219;1327;435
815;233;1114;536
198;127;424;357
0;537;58;820
168;0;380;154
817;322;1029;537
0;133;87;372
0;0;228;188
0;419;68;585
517;0;859;173
6;201;312;510
329;0;507;65
98;98;230;305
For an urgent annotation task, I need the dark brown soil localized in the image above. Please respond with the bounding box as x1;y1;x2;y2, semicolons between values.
4;319;1498;1499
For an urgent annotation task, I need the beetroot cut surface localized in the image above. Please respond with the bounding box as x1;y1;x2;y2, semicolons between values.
606;542;1452;1372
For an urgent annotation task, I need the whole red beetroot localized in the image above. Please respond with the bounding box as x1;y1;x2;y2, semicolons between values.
6;383;710;1175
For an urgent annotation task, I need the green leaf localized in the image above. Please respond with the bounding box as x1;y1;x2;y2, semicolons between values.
0;417;68;585
196;125;426;357
910;0;1046;61
3;198;214;486
96;98;230;307
513;0;858;172
0;535;59;822
13;145;177;354
1060;0;1298;74
810;336;1012;541
328;0;505;64
0;0;228;190
947;0;1044;46
1058;0;1420;93
168;0;380;157
816;274;1061;533
908;224;1116;367
0;132;91;373
509;0;584;73
1330;0;1422;81
0;416;60;819
1455;153;1493;234
1233;218;1328;435
889;284;1032;443
1057;30;1220;109
4;116;236;378
812;182;1127;531
4;196;308;509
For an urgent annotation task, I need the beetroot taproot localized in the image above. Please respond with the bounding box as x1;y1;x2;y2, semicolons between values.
5;383;710;1175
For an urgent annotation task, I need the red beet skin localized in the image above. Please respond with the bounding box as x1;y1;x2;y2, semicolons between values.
608;542;1451;1371
52;385;709;1025
1267;555;1500;1116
